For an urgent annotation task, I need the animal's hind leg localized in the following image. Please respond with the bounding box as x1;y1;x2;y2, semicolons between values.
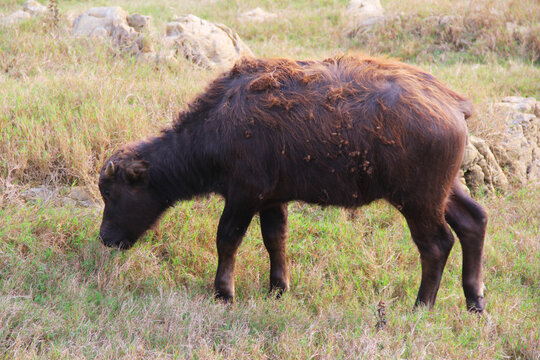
445;179;487;312
260;203;290;296
402;207;455;309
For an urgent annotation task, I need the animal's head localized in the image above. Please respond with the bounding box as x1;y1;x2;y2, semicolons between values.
98;149;168;250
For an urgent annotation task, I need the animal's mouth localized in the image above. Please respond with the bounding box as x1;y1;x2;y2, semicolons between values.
100;235;134;250
116;240;134;250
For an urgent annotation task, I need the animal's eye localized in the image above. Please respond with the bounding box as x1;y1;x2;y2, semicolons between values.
103;190;111;198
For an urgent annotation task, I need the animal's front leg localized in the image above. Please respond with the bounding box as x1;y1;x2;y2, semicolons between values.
214;202;255;302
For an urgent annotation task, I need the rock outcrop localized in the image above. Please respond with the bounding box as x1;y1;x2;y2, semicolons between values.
491;97;540;185
460;96;540;194
70;10;252;67
164;14;253;69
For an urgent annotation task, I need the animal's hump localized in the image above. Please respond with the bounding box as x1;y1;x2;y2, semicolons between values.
173;54;474;130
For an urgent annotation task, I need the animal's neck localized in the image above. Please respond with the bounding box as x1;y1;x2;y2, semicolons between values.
139;129;218;204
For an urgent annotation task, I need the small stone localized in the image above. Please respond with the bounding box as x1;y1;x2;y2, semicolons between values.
239;8;277;23
68;186;100;207
23;0;47;16
21;186;58;203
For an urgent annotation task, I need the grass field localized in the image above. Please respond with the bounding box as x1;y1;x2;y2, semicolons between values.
1;0;539;358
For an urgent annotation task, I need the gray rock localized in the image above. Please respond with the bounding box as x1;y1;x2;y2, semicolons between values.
67;186;100;208
470;136;509;191
72;7;131;37
239;8;277;23
460;136;509;194
21;185;101;208
90;27;108;39
461;141;480;169
127;13;151;31
0;10;31;26
21;186;59;203
460;96;540;193
165;14;253;69
492;107;540;185
23;0;47;16
346;0;385;35
72;7;150;55
464;164;485;193
495;96;537;114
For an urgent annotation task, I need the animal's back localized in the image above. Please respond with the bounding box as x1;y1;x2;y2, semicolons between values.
176;55;471;207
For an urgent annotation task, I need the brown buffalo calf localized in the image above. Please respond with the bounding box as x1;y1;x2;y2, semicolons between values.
98;55;487;312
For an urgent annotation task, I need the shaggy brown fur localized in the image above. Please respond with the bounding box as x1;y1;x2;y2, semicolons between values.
98;55;487;312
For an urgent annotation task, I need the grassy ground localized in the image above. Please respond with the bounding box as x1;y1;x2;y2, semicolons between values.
1;0;539;358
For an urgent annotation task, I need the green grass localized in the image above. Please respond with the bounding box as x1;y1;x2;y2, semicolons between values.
1;0;539;358
1;190;539;358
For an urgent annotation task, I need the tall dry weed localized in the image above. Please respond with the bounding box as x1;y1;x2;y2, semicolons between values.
46;0;59;29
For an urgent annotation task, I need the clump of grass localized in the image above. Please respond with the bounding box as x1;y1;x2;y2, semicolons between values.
522;24;540;62
349;0;540;63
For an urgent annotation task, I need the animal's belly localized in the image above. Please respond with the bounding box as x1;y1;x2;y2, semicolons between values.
277;162;381;207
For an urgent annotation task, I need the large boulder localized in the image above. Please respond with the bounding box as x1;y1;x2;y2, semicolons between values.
165;14;253;69
72;7;150;54
72;7;130;37
346;0;385;35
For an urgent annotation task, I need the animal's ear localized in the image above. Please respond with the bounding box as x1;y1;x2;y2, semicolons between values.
104;161;116;178
125;160;149;183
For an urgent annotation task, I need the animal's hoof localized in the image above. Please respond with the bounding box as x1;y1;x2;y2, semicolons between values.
268;280;289;299
214;291;234;304
267;287;287;299
466;296;486;313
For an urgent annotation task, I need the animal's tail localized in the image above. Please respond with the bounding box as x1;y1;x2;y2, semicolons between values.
459;99;474;120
